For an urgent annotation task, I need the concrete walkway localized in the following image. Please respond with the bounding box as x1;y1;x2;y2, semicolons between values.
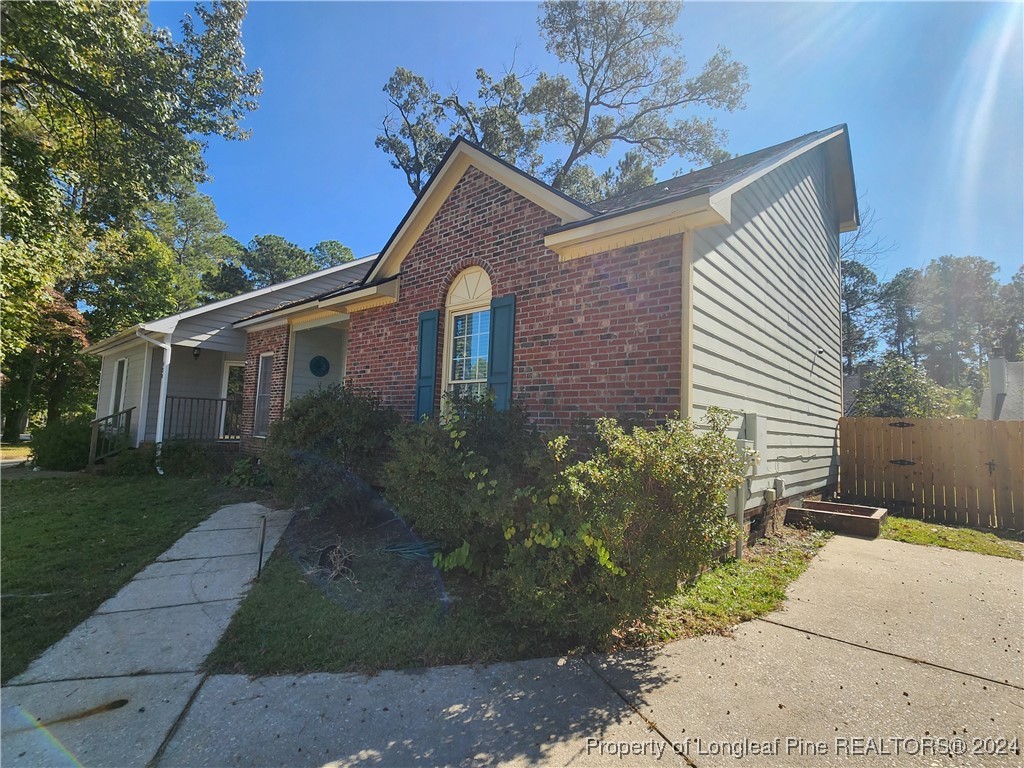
1;502;291;767
3;534;1022;767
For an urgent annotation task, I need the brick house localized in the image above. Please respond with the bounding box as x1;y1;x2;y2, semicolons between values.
92;124;858;513
94;123;856;512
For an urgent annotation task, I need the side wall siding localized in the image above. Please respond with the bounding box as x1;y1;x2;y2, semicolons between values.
690;145;842;501
240;324;290;454
95;342;147;422
344;167;683;430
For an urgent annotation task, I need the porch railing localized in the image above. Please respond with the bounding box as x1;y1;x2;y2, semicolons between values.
164;396;242;442
89;407;135;465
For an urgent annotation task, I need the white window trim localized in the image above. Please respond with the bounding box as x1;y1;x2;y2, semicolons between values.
109;357;129;415
441;267;493;400
253;352;274;438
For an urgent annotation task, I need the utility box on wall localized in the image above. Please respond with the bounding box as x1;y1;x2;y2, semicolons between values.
744;412;768;476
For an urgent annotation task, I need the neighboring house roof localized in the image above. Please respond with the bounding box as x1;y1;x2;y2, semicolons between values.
239;125;859;327
979;360;1024;420
843;373;862;416
89;256;374;354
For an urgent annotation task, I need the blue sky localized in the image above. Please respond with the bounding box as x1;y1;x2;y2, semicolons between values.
149;1;1024;283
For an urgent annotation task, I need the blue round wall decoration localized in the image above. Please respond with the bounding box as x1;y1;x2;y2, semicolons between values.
309;355;330;377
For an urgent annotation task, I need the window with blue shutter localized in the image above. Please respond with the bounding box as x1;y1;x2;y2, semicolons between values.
415;310;439;419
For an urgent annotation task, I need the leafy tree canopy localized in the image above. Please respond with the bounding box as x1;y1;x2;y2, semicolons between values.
849;354;960;419
376;0;748;201
0;0;262;361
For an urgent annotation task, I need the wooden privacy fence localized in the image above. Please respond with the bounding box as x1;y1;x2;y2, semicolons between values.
839;417;1024;531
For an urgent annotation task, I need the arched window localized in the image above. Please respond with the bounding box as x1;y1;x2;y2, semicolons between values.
442;267;493;400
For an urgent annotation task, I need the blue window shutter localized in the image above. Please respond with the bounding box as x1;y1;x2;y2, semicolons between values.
415;310;439;419
487;295;516;411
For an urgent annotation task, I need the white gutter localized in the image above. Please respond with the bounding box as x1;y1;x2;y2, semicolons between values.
136;330;172;473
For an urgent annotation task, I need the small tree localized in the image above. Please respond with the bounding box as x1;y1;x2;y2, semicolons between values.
849;353;955;418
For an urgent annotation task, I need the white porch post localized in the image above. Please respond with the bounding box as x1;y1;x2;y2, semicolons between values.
135;330;173;459
154;343;172;451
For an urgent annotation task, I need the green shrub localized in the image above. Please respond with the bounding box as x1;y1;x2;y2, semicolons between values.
263;385;400;514
384;403;745;645
107;444;157;475
494;409;744;642
158;440;233;477
224;456;272;488
29;418;93;471
383;397;549;555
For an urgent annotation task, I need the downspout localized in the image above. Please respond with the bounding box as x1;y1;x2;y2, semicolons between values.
136;330;172;474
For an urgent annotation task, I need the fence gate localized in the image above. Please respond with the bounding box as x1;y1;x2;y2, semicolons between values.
839;417;1024;531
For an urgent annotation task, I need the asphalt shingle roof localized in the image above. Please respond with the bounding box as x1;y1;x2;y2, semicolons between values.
589;129;832;216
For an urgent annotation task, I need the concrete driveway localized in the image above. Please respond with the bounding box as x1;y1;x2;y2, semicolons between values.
3;535;1022;767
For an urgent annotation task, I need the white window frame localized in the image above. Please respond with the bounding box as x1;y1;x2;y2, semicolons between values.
441;267;493;402
109;357;129;415
253;353;274;438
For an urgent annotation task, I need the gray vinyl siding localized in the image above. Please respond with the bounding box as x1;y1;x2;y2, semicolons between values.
690;145;843;506
289;325;347;400
95;342;148;429
144;347;234;441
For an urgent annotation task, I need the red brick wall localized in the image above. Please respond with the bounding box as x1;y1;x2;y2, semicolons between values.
240;324;290;454
345;166;683;430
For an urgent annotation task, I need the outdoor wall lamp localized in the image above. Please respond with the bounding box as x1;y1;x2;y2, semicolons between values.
192;347;202;360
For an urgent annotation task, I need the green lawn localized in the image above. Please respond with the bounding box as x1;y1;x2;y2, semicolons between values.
0;443;32;463
627;529;832;646
205;536;555;676
1;474;267;682
881;516;1023;560
208;524;830;675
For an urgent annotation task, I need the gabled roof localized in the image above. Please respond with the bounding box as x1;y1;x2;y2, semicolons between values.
363;138;594;284
89;256;374;354
235;125;860;325
545;124;859;260
589;131;825;215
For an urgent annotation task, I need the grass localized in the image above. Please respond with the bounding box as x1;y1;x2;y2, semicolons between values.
881;516;1023;560
206;527;558;676
0;443;32;463
208;519;831;676
626;529;832;645
0;474;267;682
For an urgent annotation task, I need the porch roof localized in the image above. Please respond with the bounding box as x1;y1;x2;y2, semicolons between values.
88;257;374;355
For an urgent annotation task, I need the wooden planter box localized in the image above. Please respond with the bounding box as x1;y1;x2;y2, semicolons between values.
785;500;887;538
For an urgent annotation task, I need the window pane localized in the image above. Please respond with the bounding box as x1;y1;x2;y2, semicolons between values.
255;355;274;436
112;359;127;412
448;309;491;401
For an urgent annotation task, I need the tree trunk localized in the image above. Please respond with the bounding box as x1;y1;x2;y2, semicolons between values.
2;354;40;442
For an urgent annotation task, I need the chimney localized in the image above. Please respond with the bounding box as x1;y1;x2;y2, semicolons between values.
990;347;1006;418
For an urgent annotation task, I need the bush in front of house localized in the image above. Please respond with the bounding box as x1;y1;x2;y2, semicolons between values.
29;418;93;471
494;409;744;643
383;403;745;645
106;441;233;478
383;396;549;554
263;385;400;514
